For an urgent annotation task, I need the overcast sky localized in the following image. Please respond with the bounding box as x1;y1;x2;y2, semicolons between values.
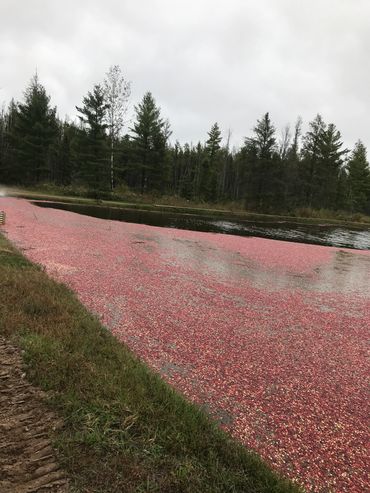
1;0;369;151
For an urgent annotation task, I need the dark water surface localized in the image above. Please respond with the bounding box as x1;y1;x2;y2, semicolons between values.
33;201;370;250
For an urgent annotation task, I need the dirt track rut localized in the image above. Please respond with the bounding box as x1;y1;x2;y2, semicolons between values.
0;337;69;493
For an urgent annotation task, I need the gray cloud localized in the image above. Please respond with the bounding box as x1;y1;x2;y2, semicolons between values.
0;0;369;151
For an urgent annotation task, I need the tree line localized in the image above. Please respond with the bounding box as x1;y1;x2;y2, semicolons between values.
1;67;369;214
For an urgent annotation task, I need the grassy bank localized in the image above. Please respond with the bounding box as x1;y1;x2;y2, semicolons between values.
5;184;370;228
0;233;302;493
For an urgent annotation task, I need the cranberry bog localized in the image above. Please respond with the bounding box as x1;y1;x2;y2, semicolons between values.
1;197;369;493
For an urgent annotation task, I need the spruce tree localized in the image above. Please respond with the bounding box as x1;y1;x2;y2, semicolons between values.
130;92;169;193
300;114;326;207
250;112;276;159
284;117;302;209
201;122;222;201
54;121;78;186
0;106;6;182
13;74;58;184
319;123;348;208
347;141;370;213
76;84;110;192
0;100;19;183
301;116;347;209
243;113;282;210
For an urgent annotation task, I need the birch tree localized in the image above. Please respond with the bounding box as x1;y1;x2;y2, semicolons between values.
103;65;131;190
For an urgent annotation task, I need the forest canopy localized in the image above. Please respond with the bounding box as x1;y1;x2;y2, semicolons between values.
1;68;369;214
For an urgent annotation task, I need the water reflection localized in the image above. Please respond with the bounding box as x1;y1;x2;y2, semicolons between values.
317;249;370;294
210;220;370;250
158;236;370;296
32;201;370;250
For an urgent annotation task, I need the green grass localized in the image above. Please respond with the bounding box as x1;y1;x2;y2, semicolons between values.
0;233;303;492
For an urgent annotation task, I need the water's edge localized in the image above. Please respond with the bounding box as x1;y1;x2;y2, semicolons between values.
32;201;370;250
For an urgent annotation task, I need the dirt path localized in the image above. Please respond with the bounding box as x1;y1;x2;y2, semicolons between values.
0;337;69;493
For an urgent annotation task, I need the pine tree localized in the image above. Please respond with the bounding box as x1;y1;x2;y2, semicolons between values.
217;130;233;201
283;117;302;209
347;141;370;213
130;92;169;193
200;122;222;201
300;114;326;206
300;115;347;209
13;74;58;184
193;142;205;199
53;121;78;186
75;84;110;191
0;100;19;183
319;123;348;208
250;112;276;159
179;143;196;199
243;113;282;210
0;105;6;182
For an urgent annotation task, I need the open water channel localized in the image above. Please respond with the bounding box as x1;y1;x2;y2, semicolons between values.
33;200;370;250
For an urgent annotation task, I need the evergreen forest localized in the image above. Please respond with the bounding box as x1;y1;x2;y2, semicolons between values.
1;67;369;215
